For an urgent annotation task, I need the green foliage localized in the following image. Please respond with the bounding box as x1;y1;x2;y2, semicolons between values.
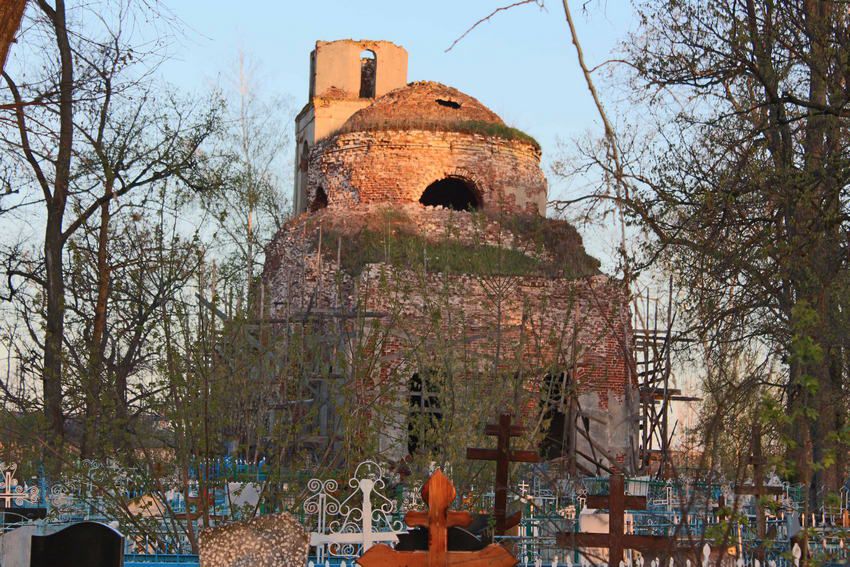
789;301;824;379
310;207;599;279
333;118;540;150
322;227;541;277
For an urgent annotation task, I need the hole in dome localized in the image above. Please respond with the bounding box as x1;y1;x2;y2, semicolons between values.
435;98;461;109
310;186;328;212
419;177;480;211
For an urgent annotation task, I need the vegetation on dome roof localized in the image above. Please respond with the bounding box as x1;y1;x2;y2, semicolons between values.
306;207;599;279
333;119;541;150
324;228;542;277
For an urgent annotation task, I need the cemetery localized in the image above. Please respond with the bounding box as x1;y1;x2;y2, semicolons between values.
0;427;846;566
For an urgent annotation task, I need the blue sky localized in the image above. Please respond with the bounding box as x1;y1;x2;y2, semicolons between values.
2;1;637;266
158;0;636;203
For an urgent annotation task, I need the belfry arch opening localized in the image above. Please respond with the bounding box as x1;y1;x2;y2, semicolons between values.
359;49;376;98
419;177;480;211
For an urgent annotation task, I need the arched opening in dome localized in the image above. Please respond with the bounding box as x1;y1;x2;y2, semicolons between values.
359;50;376;98
419;177;480;211
309;186;328;212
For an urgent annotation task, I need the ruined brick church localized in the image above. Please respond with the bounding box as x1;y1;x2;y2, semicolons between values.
263;40;637;473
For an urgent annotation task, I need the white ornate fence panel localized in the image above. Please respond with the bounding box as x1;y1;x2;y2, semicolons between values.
0;462;39;507
303;460;405;561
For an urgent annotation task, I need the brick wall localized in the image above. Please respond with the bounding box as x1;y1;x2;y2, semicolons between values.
263;206;637;469
305;130;547;215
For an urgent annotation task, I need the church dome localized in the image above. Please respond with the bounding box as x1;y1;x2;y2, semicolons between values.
339;81;505;133
305;80;546;216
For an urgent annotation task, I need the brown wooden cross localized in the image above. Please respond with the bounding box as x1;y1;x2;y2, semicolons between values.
466;413;541;535
357;468;517;567
734;425;785;560
557;474;679;567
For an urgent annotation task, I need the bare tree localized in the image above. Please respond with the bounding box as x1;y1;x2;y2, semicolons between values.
0;0;222;462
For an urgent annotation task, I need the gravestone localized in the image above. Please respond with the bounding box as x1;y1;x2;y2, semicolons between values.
395;526;488;552
199;512;309;567
30;521;124;567
4;506;47;522
357;469;516;566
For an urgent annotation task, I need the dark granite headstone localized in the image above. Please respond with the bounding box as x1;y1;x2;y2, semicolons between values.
30;521;123;567
395;526;488;551
4;507;46;523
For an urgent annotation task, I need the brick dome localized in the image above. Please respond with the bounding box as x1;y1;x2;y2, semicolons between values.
340;81;504;133
305;80;547;216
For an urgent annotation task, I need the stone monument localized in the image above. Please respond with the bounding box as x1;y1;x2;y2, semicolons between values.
199;513;309;567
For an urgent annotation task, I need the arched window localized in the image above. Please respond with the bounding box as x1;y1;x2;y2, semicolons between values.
309;186;328;212
359;49;376;98
408;371;443;455
540;371;573;460
299;141;309;172
419;177;480;211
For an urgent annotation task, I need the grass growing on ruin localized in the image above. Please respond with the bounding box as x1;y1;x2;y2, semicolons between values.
322;228;542;277
494;212;601;278
454;121;540;149
333;119;540;150
307;206;601;279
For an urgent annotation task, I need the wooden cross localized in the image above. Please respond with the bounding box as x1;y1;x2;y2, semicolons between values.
557;474;678;567
357;468;516;567
734;425;784;560
466;413;541;535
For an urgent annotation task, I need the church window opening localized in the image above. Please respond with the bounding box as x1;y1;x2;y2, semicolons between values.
419;177;480;211
299;141;309;172
310;186;328;212
408;371;443;455
359;49;376;98
540;371;574;460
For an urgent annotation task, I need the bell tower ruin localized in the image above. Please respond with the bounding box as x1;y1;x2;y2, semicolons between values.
293;40;408;213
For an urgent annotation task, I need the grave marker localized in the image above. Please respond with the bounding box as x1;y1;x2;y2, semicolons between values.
557;474;680;567
30;521;123;567
200;512;309;567
466;413;540;534
357;468;517;566
304;461;404;559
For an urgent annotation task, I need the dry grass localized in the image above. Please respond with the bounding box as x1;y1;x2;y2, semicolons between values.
332;118;540;150
305;208;599;279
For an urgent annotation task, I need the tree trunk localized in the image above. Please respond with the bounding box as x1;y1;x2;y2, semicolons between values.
81;197;111;458
40;0;74;467
799;0;844;502
43;207;65;454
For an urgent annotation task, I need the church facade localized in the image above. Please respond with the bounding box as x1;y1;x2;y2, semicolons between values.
263;39;637;474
